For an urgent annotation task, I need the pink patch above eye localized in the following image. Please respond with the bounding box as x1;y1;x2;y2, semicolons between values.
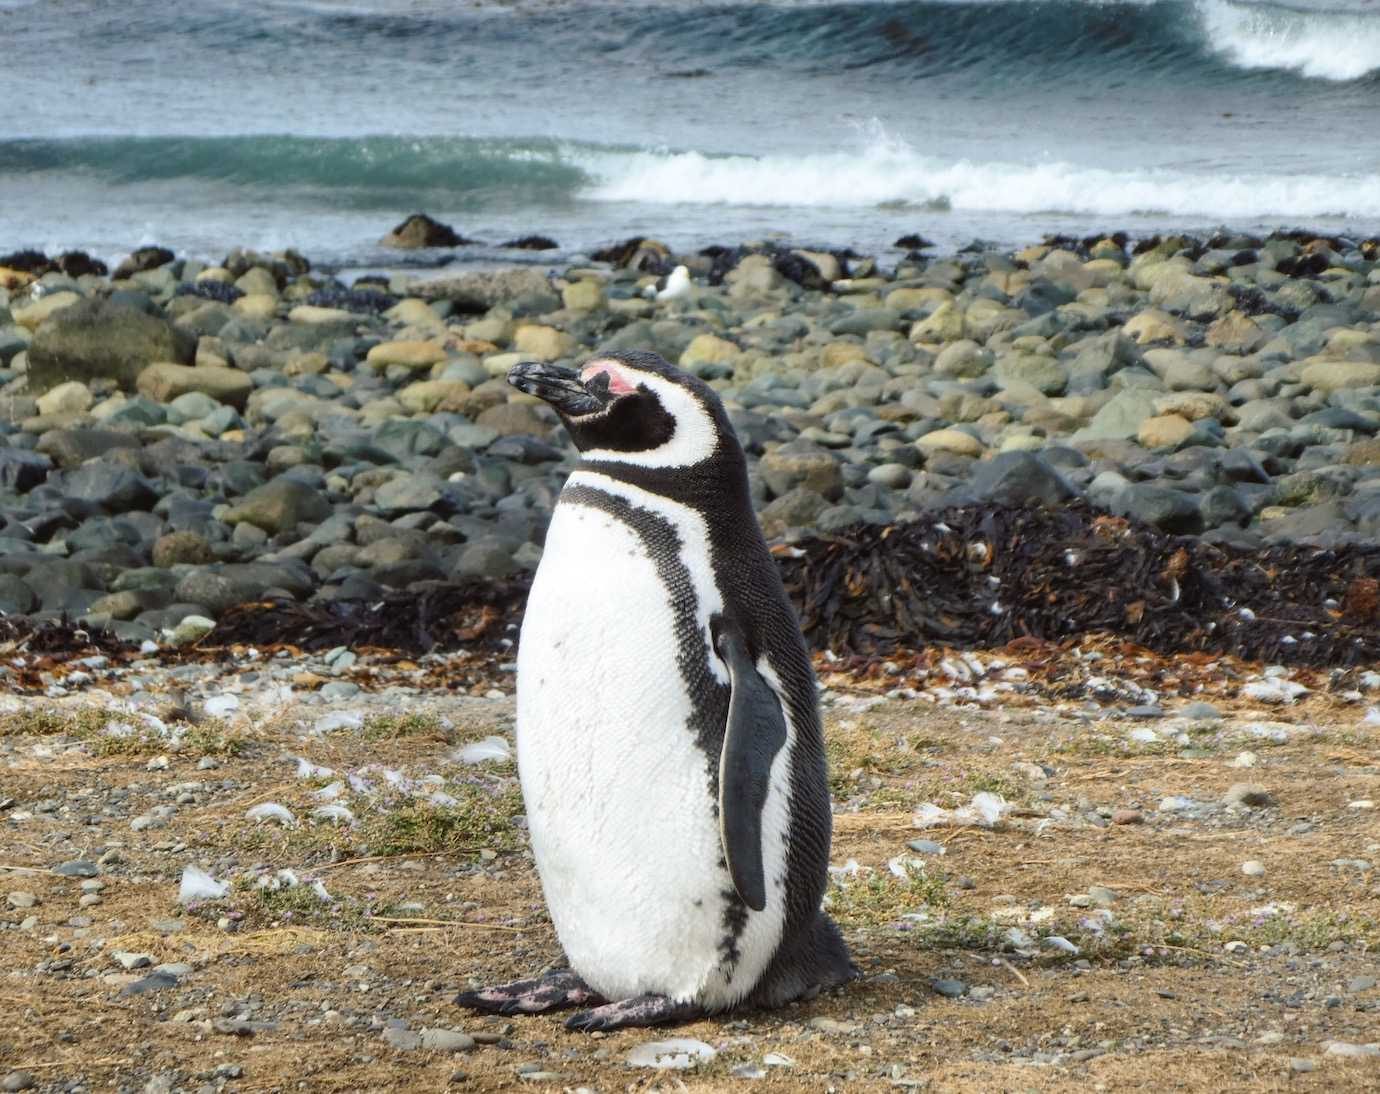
581;361;637;395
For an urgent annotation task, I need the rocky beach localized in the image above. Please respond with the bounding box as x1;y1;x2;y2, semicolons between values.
0;230;1378;1091
2;229;1380;645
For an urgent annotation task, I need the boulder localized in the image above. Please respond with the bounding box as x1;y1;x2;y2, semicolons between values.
365;339;448;371
759;441;844;501
679;334;742;371
961;451;1079;507
35;380;94;417
222;478;332;534
27;298;194;392
1137;413;1195;449
1300;360;1380;393
35;428;141;469
136;363;253;408
512;324;575;362
112;246;175;281
916;428;985;458
414;269;559;315
380;213;472;249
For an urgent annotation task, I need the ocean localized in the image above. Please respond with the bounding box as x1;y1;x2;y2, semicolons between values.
1;0;1378;271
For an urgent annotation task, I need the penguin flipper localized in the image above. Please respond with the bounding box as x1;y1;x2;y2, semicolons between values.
713;615;789;913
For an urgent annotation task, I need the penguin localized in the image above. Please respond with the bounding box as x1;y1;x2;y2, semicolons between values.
455;349;856;1032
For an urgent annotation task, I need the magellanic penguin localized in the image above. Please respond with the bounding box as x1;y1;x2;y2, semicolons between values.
455;350;856;1031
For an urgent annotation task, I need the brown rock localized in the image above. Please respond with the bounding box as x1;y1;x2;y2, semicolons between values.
380;213;473;249
153;531;215;568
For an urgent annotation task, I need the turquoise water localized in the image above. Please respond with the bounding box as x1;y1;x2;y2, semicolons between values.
2;0;1377;266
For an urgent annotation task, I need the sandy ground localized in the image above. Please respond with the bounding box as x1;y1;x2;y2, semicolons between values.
0;646;1378;1093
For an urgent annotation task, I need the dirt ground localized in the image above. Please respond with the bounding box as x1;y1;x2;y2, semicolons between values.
0;645;1378;1093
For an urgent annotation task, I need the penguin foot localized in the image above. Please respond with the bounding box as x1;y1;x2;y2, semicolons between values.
564;994;704;1032
455;971;603;1016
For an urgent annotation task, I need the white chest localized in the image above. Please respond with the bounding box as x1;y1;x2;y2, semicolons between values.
515;477;792;1008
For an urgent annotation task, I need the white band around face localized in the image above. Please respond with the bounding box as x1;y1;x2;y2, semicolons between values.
579;367;719;469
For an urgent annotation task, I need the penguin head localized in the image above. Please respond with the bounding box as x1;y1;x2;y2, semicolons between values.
508;349;730;468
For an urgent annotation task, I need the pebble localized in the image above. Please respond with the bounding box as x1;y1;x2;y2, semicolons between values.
1241;860;1266;877
1111;809;1143;825
928;978;968;998
112;951;154;970
1223;783;1276;808
5;892;37;909
52;859;99;877
1;1073;35;1092
907;839;945;855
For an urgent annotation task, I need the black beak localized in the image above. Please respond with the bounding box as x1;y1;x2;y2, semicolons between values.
507;361;605;417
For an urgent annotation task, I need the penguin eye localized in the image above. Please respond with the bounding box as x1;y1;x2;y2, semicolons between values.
585;371;612;400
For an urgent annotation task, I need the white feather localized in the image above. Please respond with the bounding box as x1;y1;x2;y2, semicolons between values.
310;804;355;825
178;865;229;903
245;802;297;826
455;735;513;764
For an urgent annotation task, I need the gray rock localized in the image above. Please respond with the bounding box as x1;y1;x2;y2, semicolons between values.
374;473;446;515
1072;390;1159;442
373;419;448;461
62;464;157;513
1;1072;35;1092
27;297;194;392
417;1028;477;1052
1198;484;1251;528
994;354;1067;396
759;488;829;536
224;478;331;534
175;562;313;615
759;441;844;501
928;978;968;998
1180;701;1221;720
960;451;1079;507
1114;483;1203;534
417;269;560;315
0;575;35;616
451;538;517;579
53;859;99;877
867;462;912;489
829;308;902;336
0;447;52;491
35;427;141;469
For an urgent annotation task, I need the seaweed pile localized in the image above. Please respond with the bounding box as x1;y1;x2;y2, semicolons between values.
779;502;1380;668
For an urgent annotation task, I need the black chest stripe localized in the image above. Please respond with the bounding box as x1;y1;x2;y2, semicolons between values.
561;484;726;774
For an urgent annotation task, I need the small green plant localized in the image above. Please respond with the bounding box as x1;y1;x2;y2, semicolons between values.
0;705;110;738
362;784;524;856
361;712;448;742
963;772;1021;800
182;721;249;757
830;863;950;928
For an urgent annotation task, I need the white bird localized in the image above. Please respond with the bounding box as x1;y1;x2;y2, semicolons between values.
642;264;692;302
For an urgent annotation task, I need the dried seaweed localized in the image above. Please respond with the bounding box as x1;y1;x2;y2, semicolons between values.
778;501;1380;668
205;578;530;655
